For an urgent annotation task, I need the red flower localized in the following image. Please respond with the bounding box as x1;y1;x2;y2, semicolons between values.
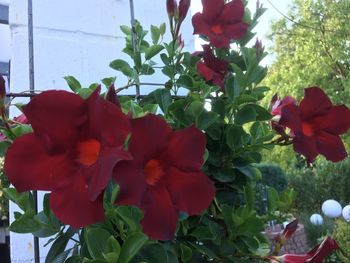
279;87;350;163
270;94;296;136
4;88;131;228
192;0;249;48
268;236;339;263
114;114;215;240
197;45;229;90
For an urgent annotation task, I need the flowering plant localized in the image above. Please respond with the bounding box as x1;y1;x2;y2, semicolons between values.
0;0;349;262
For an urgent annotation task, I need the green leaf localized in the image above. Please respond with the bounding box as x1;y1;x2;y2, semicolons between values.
45;230;74;263
3;188;33;211
117;232;148;263
120;25;132;35
197;111;219;130
131;243;168;263
11;124;33;137
180;244;192;263
159;23;166;36
33;211;61;238
65;256;83;263
225;75;240;101
226;125;247;151
267;187;279;212
151;25;160;44
9;210;41;233
0;140;11;155
145;45;164;60
176;75;193;90
115;206;143;232
64;76;82;93
153;89;172;113
109;59;133;77
235;105;257;125
51;250;71;263
86;228;112;259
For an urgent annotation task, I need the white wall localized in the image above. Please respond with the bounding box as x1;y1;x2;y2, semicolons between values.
9;0;195;262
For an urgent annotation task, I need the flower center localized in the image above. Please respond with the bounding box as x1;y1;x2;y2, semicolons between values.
211;24;223;35
302;122;314;136
77;139;101;166
144;159;164;186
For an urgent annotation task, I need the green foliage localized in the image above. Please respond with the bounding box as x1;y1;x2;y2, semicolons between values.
333;219;350;262
264;0;350;104
288;158;350;212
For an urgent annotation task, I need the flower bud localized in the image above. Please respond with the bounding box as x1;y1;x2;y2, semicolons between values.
178;0;190;22
166;0;177;18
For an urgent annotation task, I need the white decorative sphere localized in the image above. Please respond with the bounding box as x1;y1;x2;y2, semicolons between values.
342;205;350;221
322;199;342;218
310;214;323;225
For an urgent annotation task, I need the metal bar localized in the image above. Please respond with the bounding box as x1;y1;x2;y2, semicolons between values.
128;0;140;100
27;0;40;262
0;5;9;24
0;62;9;76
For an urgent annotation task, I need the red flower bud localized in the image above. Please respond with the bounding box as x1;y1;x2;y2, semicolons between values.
166;0;177;17
0;75;5;99
178;0;190;22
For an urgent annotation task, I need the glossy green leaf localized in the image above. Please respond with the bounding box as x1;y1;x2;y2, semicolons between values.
117;232;148;263
145;45;164;60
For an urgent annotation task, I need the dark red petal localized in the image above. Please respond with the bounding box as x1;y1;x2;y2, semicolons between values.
197;62;214;82
165;167;215;215
140;186;178;240
293;133;319;163
128;114;172;163
202;45;229;71
221;0;245;23
202;0;225;22
308;236;339;262
86;146;132;201
114;161;148;207
313;105;350;135
192;13;211;35
161;126;206;171
315;131;347;162
86;87;131;147
4;134;72;192
0;74;5;98
23;90;86;146
300;87;332;120
50;175;105;228
106;84;121;107
208;34;231;48
279;104;303;133
224;22;249;40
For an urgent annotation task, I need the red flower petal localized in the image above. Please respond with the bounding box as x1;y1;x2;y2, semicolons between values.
165;167;215;215
293;134;319;163
224;22;249;40
140;186;178;240
202;45;229;71
201;0;224;22
192;13;211;35
86;87;131;147
314;105;350;135
279;104;303;133
308;236;339;262
208;34;231;48
23;90;86;147
86;146;132;201
128;115;172;163
4;134;72;192
197;62;215;82
50;175;105;228
300;87;332;120
161;126;206;171
114;161;148;207
315;131;347;162
221;0;245;23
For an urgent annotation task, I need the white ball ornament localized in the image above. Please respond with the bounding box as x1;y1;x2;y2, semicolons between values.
342;205;350;221
322;199;342;218
310;213;323;225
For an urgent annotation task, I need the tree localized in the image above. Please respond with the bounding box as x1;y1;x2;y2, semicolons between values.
264;0;350;104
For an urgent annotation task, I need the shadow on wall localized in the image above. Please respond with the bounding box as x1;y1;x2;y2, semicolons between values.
0;217;10;263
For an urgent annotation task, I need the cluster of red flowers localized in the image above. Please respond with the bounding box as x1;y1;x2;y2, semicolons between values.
4;87;215;240
271;87;350;163
192;0;249;91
